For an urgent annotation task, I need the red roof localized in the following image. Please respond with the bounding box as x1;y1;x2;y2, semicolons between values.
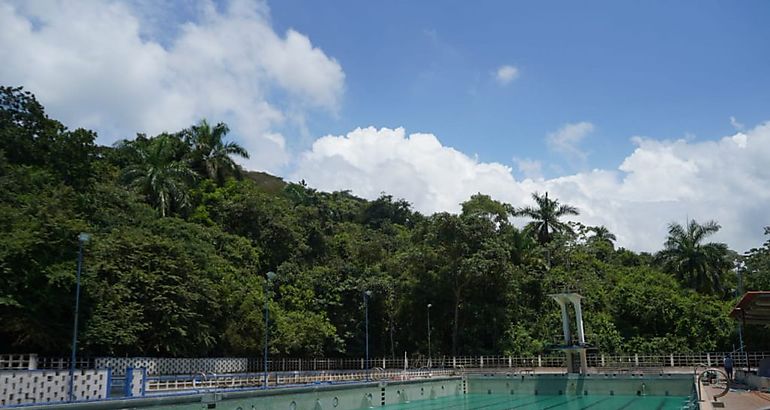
730;291;770;325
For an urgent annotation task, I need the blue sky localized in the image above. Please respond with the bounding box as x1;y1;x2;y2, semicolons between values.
269;0;770;176
2;0;769;251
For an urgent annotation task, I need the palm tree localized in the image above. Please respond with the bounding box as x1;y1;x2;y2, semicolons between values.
515;192;579;244
184;119;249;185
590;226;617;245
657;219;730;294
120;135;196;217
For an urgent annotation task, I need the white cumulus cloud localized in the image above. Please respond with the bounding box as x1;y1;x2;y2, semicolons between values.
0;0;345;172
547;122;594;167
730;116;745;131
513;157;544;180
495;65;519;85
293;123;770;253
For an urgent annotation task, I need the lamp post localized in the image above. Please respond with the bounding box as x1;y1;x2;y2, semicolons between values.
68;233;90;402
427;303;432;368
263;271;276;389
735;262;747;371
739;307;750;373
363;290;372;372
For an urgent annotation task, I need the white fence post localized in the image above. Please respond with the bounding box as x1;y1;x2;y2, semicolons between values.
452;357;456;368
670;354;674;367
634;354;639;367
538;355;542;367
601;354;605;367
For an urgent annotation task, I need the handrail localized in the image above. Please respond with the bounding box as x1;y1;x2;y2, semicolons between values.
144;368;458;392
693;363;708;378
192;372;206;389
696;368;729;403
16;351;770;374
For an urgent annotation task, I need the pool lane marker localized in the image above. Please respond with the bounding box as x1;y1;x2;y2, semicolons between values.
475;395;564;410
615;397;639;410
577;396;612;409
384;393;541;410
379;393;505;410
378;393;580;410
539;396;583;409
385;393;526;410
472;394;558;410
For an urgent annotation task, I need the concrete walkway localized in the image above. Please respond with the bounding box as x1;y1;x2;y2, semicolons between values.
700;381;770;410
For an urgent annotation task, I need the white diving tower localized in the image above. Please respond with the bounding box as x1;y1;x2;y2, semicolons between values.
549;292;589;374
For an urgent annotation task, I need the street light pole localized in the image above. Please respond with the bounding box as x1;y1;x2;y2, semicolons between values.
427;303;432;368
740;308;750;373
263;271;276;389
734;263;747;370
364;290;371;373
68;233;90;402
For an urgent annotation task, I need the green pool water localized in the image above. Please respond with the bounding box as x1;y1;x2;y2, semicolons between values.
62;375;695;410
378;393;691;410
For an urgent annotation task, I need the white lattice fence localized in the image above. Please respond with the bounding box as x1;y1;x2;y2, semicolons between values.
0;369;109;406
0;354;37;370
94;357;248;376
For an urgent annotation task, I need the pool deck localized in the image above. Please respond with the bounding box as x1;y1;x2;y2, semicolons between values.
700;380;770;410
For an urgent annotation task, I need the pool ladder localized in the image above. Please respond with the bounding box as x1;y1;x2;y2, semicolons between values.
695;367;729;405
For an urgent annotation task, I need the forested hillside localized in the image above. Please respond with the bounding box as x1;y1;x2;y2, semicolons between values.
1;86;768;358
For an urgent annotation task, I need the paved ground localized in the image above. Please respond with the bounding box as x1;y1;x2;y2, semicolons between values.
700;381;770;410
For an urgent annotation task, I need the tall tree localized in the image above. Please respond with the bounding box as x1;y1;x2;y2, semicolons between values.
413;209;511;356
0;86;96;189
120;135;196;217
515;192;579;244
741;226;770;291
461;193;515;225
657;219;730;294
590;226;617;245
184;119;249;185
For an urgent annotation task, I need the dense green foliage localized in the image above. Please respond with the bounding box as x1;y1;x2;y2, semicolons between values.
1;86;769;358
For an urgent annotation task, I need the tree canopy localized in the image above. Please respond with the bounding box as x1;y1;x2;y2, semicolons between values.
1;86;768;359
516;192;580;245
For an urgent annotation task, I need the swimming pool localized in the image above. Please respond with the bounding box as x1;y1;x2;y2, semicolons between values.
19;374;695;410
379;393;690;410
453;374;695;410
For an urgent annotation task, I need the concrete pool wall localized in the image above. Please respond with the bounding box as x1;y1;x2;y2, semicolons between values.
467;373;694;397
8;373;699;410
13;377;464;410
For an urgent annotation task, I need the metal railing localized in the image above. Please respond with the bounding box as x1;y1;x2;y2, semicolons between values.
9;351;768;373
0;354;37;370
144;368;457;393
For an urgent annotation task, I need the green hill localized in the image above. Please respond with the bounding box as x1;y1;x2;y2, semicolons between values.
2;85;769;358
